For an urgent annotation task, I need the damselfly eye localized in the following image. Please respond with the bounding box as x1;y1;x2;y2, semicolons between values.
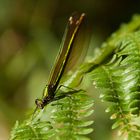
35;99;44;109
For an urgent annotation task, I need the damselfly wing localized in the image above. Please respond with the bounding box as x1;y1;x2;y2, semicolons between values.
35;12;90;109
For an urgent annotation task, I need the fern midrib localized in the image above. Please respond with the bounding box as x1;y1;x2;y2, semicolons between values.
102;65;130;124
101;66;119;103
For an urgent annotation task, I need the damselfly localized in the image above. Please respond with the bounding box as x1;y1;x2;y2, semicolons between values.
35;12;90;109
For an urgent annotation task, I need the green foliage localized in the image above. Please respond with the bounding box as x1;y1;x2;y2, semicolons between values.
10;15;140;140
10;90;94;140
90;15;140;139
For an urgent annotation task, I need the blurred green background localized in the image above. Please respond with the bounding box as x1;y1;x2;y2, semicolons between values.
0;0;140;139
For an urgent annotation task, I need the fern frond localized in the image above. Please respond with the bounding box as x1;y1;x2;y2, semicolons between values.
116;31;140;115
50;92;94;140
91;30;140;139
10;120;53;139
10;90;94;140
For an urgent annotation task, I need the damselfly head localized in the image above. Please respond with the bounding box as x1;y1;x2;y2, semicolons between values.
35;96;52;109
35;99;44;109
